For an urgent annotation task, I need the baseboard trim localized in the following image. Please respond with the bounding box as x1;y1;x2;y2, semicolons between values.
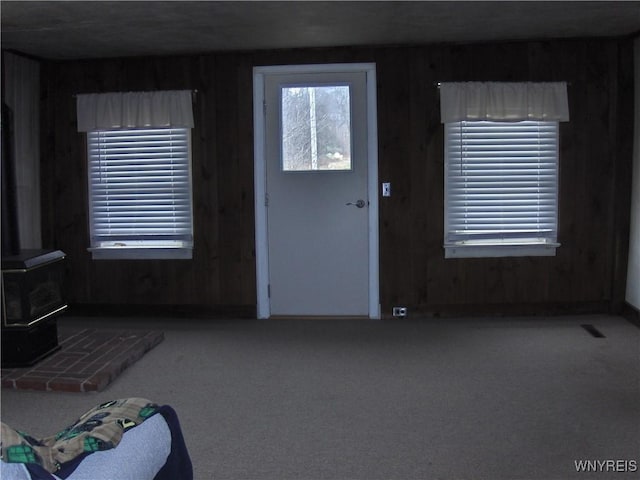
66;302;636;324
382;301;612;319
621;302;640;329
67;303;256;319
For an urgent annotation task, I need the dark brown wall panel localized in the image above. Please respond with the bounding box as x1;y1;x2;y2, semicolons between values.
38;38;634;316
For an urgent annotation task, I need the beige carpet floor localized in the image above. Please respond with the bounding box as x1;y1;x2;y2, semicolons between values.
1;314;638;480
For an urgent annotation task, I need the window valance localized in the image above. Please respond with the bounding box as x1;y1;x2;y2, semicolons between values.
439;82;569;123
76;90;194;132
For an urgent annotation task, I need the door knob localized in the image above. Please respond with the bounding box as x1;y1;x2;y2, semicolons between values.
346;199;366;208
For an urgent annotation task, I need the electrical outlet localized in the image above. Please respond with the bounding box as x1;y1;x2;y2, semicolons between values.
392;306;408;318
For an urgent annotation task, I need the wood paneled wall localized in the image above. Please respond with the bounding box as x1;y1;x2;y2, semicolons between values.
38;38;634;316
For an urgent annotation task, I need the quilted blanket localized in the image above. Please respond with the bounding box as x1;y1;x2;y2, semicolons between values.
0;398;192;480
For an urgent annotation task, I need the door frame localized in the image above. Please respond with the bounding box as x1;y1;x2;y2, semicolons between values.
253;63;380;319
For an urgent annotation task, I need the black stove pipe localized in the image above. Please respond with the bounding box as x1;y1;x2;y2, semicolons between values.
2;102;21;256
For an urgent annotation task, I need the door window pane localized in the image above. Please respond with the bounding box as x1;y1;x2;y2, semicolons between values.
281;85;352;171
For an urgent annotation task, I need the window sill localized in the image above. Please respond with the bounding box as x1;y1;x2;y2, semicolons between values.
88;247;193;260
444;243;559;259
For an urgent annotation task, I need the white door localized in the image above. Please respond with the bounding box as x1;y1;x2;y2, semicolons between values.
254;64;379;318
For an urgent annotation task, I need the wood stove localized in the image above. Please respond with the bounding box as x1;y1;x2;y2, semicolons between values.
1;101;67;367
1;249;67;367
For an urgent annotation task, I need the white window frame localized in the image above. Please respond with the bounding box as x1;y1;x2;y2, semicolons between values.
86;127;194;260
444;120;560;258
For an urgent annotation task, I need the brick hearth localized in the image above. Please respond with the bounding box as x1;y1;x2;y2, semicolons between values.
1;328;164;392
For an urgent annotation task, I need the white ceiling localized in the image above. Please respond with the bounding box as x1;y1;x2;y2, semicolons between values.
2;1;640;60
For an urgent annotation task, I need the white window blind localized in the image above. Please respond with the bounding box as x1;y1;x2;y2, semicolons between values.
87;128;193;258
444;121;559;257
